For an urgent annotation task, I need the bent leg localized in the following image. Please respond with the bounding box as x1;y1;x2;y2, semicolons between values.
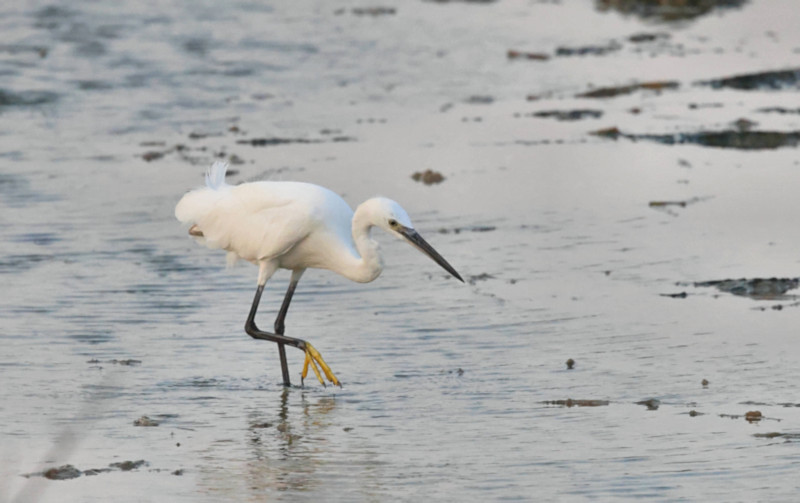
244;265;338;387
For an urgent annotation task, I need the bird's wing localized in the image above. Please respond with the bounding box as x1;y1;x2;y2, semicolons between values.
194;183;317;263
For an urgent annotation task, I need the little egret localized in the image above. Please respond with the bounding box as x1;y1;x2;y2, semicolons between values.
175;161;463;387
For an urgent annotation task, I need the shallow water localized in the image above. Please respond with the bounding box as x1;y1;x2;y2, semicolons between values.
3;1;800;501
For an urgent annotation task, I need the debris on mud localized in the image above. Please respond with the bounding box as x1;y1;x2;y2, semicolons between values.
139;143;247;165
556;42;621;57
660;292;688;299
566;358;575;370
637;398;661;410
544;399;610;407
592;128;800;149
141;150;165;162
691;278;799;300
720;411;778;422
411;169;445;185
522;109;603;121
753;432;800;440
698;68;800;90
464;95;494;105
758;106;800;115
106;358;141;365
702;379;709;387
111;460;147;471
688;410;702;417
595;0;748;23
577;80;678;98
87;358;142;367
345;7;397;16
0;89;58;108
437;225;496;234
745;411;763;423
26;460;149;480
732;118;757;131
236;137;319;147
590;126;622;139
112;358;141;365
467;273;494;285
649;197;707;209
506;49;549;61
43;465;82;480
134;415;160;427
649;196;711;216
628;32;670;43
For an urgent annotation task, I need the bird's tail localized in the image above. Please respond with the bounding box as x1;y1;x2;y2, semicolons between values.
205;161;229;190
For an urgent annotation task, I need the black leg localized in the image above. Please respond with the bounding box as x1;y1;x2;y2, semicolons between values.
244;283;307;387
274;279;299;335
274;280;299;386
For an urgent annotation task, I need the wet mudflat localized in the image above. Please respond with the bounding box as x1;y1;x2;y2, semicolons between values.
2;1;800;501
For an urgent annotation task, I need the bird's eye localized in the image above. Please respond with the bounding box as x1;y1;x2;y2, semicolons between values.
388;219;398;227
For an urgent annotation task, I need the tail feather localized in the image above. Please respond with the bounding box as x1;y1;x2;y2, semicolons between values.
205;161;229;190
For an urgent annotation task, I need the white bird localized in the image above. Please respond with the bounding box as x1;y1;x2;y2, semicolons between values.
175;161;463;387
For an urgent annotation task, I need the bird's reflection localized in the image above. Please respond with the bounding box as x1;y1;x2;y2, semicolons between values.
244;387;338;496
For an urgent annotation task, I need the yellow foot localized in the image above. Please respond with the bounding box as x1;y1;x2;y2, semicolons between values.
301;342;340;387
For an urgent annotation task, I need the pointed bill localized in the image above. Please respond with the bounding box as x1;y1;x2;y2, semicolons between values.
399;227;464;282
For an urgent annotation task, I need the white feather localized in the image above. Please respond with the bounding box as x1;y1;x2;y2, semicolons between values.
205;161;229;190
175;161;461;284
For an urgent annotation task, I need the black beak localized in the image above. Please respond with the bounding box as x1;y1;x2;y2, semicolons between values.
399;227;464;282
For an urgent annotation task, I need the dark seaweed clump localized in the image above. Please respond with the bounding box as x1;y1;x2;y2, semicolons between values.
0;89;58;109
595;0;748;22
698;68;800;90
592;128;800;150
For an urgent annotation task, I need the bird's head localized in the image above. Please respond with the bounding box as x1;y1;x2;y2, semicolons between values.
365;197;464;282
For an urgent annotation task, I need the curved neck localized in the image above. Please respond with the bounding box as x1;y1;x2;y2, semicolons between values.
340;203;383;283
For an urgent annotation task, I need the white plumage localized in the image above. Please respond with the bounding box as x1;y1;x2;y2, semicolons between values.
175;161;462;387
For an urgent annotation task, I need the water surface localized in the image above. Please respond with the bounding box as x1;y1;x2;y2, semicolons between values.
2;1;800;501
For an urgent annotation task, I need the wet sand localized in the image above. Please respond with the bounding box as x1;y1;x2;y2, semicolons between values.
2;1;800;501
